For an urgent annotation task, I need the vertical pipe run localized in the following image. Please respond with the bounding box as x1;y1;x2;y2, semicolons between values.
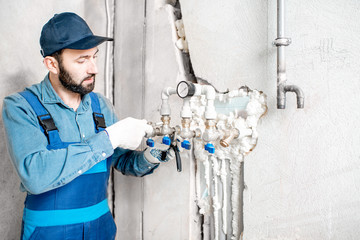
104;0;113;102
275;0;304;109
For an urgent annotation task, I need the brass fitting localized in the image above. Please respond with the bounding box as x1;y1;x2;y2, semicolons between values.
220;128;240;147
161;115;171;125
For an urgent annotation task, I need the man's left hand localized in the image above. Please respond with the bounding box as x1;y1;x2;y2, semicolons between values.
144;142;175;163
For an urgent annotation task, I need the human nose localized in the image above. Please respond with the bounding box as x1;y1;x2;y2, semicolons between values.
88;58;98;75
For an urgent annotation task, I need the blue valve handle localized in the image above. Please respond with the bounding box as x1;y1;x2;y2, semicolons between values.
204;143;215;154
162;136;171;145
146;138;155;147
181;140;191;150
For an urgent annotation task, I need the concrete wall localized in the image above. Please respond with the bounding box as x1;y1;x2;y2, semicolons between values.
2;0;360;239
180;0;360;239
0;1;111;239
113;1;191;239
244;0;360;239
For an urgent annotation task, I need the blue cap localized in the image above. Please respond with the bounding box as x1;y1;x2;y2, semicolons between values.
40;12;113;57
146;138;155;148
204;143;215;154
181;140;191;150
162;136;171;146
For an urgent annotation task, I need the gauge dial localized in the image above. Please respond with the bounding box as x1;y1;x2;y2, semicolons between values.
176;81;195;98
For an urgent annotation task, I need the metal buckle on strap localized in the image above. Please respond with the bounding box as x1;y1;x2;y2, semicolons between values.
93;112;106;130
37;114;58;134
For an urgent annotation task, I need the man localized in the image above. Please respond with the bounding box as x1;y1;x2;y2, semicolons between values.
2;12;173;240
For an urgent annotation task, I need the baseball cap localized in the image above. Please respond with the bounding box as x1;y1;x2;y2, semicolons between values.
40;12;113;57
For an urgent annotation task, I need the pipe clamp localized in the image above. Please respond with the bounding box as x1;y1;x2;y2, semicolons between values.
273;37;292;47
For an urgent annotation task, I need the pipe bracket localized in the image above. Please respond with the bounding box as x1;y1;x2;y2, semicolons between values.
273;37;292;47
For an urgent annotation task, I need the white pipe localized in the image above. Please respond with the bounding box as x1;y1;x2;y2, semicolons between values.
180;97;192;118
220;158;228;235
193;84;217;120
204;156;212;240
230;157;242;240
160;87;177;116
211;155;221;240
165;5;187;78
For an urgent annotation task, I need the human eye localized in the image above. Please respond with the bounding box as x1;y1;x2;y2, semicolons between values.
77;58;87;64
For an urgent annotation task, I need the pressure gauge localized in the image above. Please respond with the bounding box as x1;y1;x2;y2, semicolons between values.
176;81;196;98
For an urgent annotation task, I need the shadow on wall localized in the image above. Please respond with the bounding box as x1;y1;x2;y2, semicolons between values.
0;70;39;239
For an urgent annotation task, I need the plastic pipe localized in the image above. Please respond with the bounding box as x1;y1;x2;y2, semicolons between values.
161;87;177;116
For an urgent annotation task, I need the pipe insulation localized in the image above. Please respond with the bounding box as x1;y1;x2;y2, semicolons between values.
191;87;267;239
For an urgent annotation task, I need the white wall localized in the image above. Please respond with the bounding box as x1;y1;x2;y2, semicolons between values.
180;0;360;239
244;0;360;239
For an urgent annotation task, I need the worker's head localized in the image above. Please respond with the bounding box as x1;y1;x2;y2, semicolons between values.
40;12;113;95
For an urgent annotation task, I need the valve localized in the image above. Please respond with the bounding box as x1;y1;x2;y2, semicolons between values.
220;128;240;148
162;136;171;145
146;138;155;147
204;143;215;154
181;139;191;150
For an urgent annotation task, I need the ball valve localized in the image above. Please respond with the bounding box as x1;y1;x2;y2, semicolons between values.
176;81;196;150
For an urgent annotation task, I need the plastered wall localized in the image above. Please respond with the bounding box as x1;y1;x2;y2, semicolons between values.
113;1;192;239
244;1;360;239
181;0;360;239
114;0;360;239
2;0;360;240
0;1;111;239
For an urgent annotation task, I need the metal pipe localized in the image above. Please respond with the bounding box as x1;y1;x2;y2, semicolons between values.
274;0;304;109
220;128;240;148
104;0;113;101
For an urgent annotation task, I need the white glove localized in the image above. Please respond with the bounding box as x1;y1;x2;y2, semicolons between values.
144;141;175;163
105;117;152;150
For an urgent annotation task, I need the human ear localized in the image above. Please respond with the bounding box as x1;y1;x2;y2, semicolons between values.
43;56;59;74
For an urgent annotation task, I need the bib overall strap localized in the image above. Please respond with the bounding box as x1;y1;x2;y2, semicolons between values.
19;91;62;147
89;92;106;133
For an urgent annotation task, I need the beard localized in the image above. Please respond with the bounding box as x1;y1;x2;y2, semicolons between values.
58;63;95;95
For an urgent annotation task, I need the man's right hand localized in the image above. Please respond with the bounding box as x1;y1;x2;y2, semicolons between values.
105;117;152;150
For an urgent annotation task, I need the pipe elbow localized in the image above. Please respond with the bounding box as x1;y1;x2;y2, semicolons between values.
161;87;177;100
202;85;216;100
161;87;177;115
284;85;304;108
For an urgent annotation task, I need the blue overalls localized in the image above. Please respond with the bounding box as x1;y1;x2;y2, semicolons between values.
18;91;116;240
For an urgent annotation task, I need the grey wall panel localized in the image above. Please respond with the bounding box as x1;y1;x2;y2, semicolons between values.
113;0;193;239
113;0;146;239
143;1;192;239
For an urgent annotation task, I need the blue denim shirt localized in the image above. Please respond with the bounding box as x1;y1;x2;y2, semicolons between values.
2;75;158;194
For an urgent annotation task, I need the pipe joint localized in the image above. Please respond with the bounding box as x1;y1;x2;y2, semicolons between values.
277;84;305;109
220;128;240;148
202;120;219;142
160;87;177;116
